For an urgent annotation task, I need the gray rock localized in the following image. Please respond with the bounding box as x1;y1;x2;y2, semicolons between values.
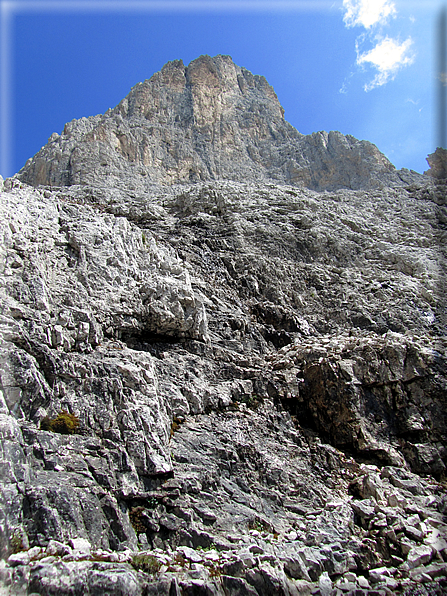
283;556;311;582
368;566;393;583
7;552;31;567
27;561;145;596
17;56;426;193
69;537;91;554
424;148;447;179
0;55;445;596
221;575;259;596
357;575;371;589
406;526;424;542
350;500;376;527
318;571;333;596
407;545;433;569
45;540;70;557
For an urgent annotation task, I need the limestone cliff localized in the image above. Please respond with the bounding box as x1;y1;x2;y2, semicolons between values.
0;56;446;596
18;55;423;192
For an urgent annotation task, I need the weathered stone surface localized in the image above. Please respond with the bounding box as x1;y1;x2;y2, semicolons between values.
27;561;145;596
424;148;447;180
0;56;446;596
407;545;433;570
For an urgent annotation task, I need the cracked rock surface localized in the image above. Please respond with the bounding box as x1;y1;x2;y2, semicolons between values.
0;55;446;595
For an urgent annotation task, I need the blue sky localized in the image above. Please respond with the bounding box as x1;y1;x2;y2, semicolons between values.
0;0;445;178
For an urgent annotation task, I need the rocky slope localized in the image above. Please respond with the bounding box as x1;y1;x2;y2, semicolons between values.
0;56;446;595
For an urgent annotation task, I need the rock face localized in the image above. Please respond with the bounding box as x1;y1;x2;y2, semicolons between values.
425;148;447;180
0;56;446;595
18;55;424;192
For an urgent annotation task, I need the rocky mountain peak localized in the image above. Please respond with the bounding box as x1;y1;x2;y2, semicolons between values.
18;55;425;191
121;55;284;125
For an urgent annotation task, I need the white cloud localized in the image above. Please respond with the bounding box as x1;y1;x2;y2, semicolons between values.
343;0;396;29
341;1;416;91
357;36;414;90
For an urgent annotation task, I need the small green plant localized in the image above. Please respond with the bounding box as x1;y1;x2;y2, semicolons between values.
146;496;158;509
196;544;216;552
129;506;146;534
208;563;222;578
170;416;182;439
40;410;80;435
10;529;26;554
173;553;188;567
248;518;272;534
167;552;189;572
142;232;147;245
240;394;263;409
131;554;161;574
227;401;240;411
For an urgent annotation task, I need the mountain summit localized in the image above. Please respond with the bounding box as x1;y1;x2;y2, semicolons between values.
19;55;422;191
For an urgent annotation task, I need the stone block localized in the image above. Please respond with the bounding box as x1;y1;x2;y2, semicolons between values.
407;545;433;569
